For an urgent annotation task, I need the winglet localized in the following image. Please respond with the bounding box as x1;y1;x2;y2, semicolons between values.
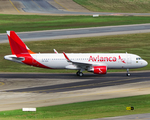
53;49;58;54
63;52;71;62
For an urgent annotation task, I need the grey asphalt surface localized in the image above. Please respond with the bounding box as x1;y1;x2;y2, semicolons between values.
12;0;150;15
20;0;58;13
1;72;150;120
1;24;150;43
13;0;97;14
2;71;150;93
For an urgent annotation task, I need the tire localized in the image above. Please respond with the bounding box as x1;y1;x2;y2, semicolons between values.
126;73;130;76
79;72;83;77
76;71;80;76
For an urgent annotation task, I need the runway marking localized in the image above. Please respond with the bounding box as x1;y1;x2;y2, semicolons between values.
30;77;141;93
0;82;4;86
9;0;20;13
54;0;69;11
8;77;149;93
31;0;44;11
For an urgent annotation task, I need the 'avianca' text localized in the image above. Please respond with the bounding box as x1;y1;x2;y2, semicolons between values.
88;56;117;62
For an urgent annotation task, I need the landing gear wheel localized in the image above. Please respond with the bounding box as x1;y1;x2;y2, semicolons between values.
76;71;80;76
79;72;83;77
76;71;84;76
126;69;130;76
126;73;130;76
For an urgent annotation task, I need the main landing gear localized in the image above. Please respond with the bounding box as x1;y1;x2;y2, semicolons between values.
76;70;84;77
126;69;130;76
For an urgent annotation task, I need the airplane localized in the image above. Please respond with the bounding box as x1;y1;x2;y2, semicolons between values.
4;31;148;77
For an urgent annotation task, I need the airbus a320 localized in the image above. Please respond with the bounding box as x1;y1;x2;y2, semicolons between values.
4;31;148;76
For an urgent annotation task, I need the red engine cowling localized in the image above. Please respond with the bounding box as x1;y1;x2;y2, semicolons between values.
93;66;107;74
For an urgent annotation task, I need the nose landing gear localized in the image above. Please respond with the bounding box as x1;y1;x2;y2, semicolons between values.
126;69;130;76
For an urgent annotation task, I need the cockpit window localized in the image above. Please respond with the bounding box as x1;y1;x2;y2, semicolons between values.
136;58;142;60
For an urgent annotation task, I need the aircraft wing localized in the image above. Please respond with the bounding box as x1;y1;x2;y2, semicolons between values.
63;52;106;70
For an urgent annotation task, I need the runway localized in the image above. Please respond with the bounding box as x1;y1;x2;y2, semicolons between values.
2;71;150;93
12;0;90;14
1;24;150;43
9;0;150;15
0;71;150;111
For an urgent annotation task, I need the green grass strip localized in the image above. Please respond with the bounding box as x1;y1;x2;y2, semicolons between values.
0;33;150;73
0;14;150;33
73;0;150;13
0;94;150;120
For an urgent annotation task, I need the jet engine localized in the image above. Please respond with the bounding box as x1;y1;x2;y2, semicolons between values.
93;66;107;74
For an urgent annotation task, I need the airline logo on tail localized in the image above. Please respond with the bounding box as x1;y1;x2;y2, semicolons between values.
6;31;50;69
7;31;35;55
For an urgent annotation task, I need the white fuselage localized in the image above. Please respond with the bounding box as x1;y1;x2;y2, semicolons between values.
28;53;147;69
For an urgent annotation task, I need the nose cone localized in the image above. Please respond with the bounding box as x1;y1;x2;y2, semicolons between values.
143;60;148;67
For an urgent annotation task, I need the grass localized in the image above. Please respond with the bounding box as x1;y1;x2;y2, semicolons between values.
0;14;150;33
0;33;150;73
73;0;150;13
0;94;150;120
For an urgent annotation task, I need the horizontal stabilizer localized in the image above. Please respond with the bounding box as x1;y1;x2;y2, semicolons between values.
4;55;24;62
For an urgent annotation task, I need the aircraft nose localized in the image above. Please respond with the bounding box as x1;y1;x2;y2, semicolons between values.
144;60;148;66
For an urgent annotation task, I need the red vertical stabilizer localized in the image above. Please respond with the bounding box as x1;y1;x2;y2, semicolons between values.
7;31;35;55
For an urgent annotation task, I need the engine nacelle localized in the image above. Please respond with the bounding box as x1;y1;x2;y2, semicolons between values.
93;66;107;74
